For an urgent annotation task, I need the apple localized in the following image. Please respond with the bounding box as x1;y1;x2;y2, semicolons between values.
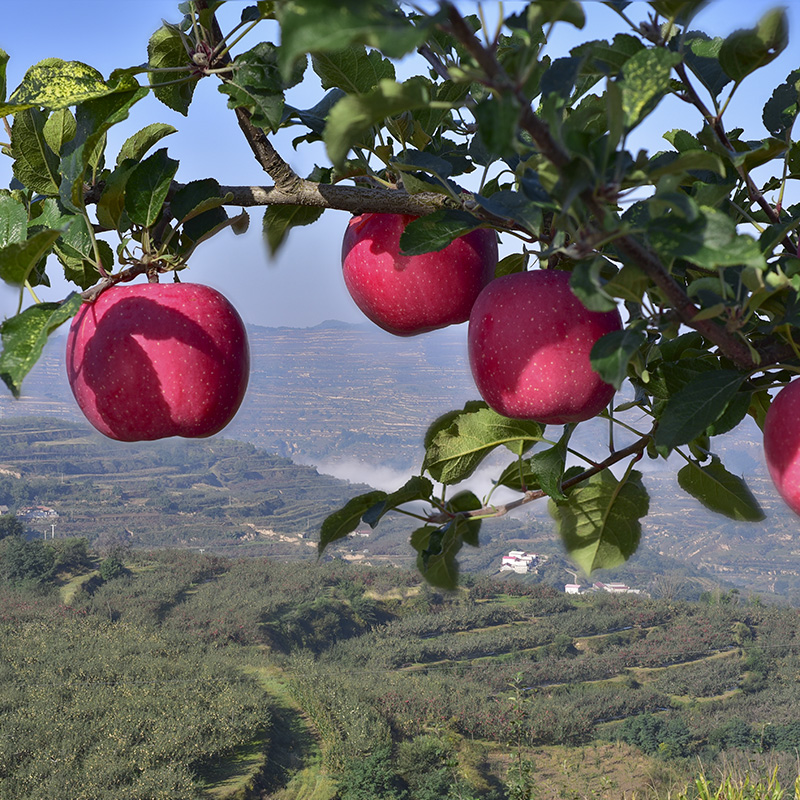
468;269;621;424
763;379;800;515
66;282;249;442
341;213;498;336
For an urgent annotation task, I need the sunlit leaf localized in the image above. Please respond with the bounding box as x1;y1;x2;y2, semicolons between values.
0;293;82;397
117;122;177;165
148;25;197;114
323;77;431;167
423;403;545;485
312;46;395;94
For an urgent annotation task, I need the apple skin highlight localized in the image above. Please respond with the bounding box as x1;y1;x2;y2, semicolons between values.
66;283;249;442
342;213;498;336
468;269;621;425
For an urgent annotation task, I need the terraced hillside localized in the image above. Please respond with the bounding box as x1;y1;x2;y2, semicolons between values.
4;553;799;799
0;417;373;551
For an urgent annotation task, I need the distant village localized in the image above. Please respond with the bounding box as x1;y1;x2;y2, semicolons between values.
500;550;643;596
0;505;58;521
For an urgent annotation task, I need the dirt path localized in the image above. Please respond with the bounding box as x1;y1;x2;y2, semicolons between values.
203;663;336;800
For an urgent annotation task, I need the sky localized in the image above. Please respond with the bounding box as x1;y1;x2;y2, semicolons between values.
0;0;799;330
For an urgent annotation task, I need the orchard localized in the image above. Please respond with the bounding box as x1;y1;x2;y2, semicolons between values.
0;0;799;588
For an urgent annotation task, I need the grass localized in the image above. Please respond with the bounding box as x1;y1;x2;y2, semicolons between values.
58;570;98;604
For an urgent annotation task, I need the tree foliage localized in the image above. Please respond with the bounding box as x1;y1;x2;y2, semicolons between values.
1;0;799;585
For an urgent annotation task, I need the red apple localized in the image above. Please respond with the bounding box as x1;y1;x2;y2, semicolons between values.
66;282;249;442
468;269;621;424
341;213;498;336
764;379;800;515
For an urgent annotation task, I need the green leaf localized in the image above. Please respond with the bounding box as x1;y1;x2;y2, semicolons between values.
653;369;744;449
719;8;789;83
590;327;646;390
0;194;28;249
318;490;387;553
362;475;434;528
312;46;395;94
178;210;248;257
411;491;481;590
650;0;710;25
10;108;60;195
497;458;540;493
95;159;138;230
0;228;63;286
472;190;542;235
218;42;304;133
495;252;527;278
619;48;681;128
677;456;765;521
446;491;482;547
530;425;574;501
323;77;431;168
277;0;436;78
550;469;648;575
124;148;180;227
147;25;197;114
7;58;116;109
788;141;800;178
649;206;766;270
473;95;520;158
706;389;750;437
762;69;800;138
0;293;82;397
569;258;618;312
423;403;545;485
117;122;177;165
59;82;148;213
683;34;730;98
528;0;585;28
51;215;107;290
398;210;483;256
42;108;77;156
170;178;226;225
262;204;324;256
646;356;718;400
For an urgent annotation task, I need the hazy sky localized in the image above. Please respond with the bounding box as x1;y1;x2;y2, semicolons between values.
0;0;798;329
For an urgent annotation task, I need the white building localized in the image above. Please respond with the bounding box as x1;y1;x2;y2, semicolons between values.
500;551;539;574
593;581;641;595
565;583;582;594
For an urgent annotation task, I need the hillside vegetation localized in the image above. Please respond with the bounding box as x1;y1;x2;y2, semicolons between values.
2;548;800;799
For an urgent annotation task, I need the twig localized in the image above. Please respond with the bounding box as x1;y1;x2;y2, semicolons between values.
425;434;652;525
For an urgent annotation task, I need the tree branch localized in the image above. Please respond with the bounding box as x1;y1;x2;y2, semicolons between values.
196;0;302;191
211;181;457;216
441;2;775;372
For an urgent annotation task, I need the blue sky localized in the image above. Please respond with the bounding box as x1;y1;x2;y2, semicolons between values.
1;0;798;329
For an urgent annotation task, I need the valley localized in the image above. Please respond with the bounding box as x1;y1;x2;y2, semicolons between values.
2;321;800;600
